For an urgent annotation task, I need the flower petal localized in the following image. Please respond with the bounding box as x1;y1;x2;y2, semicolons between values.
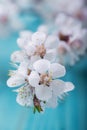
11;51;28;63
33;59;50;74
57;41;71;53
45;35;58;49
64;82;75;92
30;55;40;64
7;74;25;87
18;61;30;77
38;25;48;33
32;31;46;45
28;71;40;87
16;86;33;107
51;80;65;96
17;38;28;49
20;31;32;39
44;49;56;61
49;63;66;79
46;95;58;108
25;42;36;56
35;85;52;101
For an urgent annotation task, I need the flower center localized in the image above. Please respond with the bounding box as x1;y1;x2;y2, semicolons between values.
39;73;52;87
59;32;70;43
27;69;31;76
34;44;46;58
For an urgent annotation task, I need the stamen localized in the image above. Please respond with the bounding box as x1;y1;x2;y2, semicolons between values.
34;44;46;58
27;69;31;75
59;32;70;42
39;73;52;87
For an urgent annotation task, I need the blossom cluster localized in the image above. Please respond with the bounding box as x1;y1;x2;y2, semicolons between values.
7;30;75;113
33;0;87;21
38;13;87;65
6;0;87;113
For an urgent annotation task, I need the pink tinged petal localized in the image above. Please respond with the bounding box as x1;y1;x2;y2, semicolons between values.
82;8;87;20
52;80;65;97
49;63;66;79
45;35;58;49
28;71;40;87
57;41;71;54
64;82;75;92
35;85;52;101
7;75;25;87
33;59;50;74
11;51;28;63
32;31;46;45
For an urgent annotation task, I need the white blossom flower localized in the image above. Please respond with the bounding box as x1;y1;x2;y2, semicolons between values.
28;59;74;101
7;61;30;87
7;28;75;113
12;31;58;64
15;85;33;107
37;16;87;66
7;61;42;112
7;58;75;112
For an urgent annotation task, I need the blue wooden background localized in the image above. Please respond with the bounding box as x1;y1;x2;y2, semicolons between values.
0;12;87;130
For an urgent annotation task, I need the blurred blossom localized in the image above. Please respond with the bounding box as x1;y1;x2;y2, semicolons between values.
32;0;87;22
54;13;87;65
37;13;87;66
15;0;32;11
0;2;24;37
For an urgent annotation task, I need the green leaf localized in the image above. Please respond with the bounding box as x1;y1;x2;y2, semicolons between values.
33;106;43;113
33;107;37;114
36;106;43;113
